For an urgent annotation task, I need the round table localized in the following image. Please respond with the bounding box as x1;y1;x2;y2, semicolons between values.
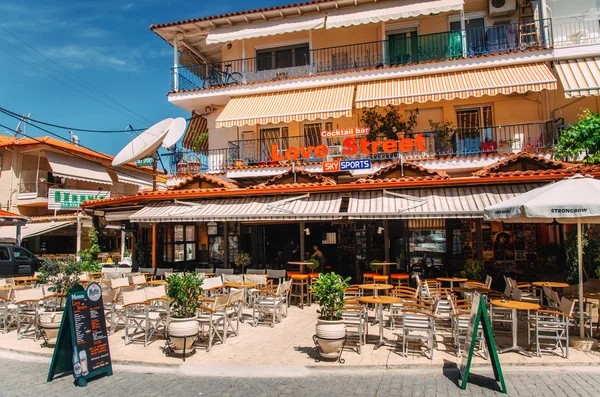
531;282;569;289
437;277;468;289
13;276;37;285
453;286;491;295
371;262;397;276
148;280;167;286
358;296;403;349
491;299;540;354
358;283;393;298
287;262;313;274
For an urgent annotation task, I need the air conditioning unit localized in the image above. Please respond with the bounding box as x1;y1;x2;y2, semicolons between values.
489;0;517;17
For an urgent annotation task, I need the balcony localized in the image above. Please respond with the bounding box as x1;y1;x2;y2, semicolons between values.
553;15;600;48
225;120;563;167
162;148;230;174
171;19;552;92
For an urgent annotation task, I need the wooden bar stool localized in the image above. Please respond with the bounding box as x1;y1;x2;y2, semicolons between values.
363;272;376;284
290;274;310;308
287;271;301;279
391;273;409;286
373;275;389;284
308;273;320;305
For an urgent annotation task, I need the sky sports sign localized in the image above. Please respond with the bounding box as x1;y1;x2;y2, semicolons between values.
323;159;371;173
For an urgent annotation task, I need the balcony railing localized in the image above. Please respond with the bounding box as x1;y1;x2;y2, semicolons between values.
553;15;600;47
224;120;563;167
162;148;230;174
18;181;59;199
171;19;552;91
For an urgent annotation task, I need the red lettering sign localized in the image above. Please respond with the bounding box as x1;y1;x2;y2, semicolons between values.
322;161;340;173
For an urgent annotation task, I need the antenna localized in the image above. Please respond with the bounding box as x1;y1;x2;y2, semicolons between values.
69;130;80;145
14;112;30;137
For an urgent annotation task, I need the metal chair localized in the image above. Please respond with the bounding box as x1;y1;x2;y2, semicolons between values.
530;297;574;358
252;283;285;328
197;294;229;352
14;287;44;340
400;302;438;359
215;268;234;277
122;289;155;346
246;269;266;275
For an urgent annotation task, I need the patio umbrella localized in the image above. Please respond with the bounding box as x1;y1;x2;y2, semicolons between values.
484;174;600;338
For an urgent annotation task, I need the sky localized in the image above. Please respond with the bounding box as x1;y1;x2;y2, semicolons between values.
0;0;288;159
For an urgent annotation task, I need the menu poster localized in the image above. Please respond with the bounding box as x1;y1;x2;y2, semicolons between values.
48;282;113;387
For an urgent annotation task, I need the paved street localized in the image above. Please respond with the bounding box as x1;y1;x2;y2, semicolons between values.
0;353;599;397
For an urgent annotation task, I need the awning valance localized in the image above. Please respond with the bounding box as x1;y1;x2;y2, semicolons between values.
326;0;463;30
554;58;600;98
130;194;342;222
348;184;544;219
0;221;74;243
355;63;557;108
215;85;355;128
45;151;113;185
206;13;325;44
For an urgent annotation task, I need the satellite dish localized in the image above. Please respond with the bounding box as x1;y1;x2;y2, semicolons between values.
112;118;173;166
161;117;187;150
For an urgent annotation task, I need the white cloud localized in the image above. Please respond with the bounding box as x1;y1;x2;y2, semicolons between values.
43;45;136;71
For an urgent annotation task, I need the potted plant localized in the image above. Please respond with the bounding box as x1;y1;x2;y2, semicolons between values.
461;258;484;282
310;272;350;359
369;260;383;275
427;119;455;155
37;259;82;345
232;251;251;274
166;272;204;356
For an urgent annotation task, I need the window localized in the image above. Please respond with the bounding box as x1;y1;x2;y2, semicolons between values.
259;127;289;162
163;224;196;263
0;247;9;261
303;122;332;147
13;247;32;261
256;44;309;71
387;29;419;66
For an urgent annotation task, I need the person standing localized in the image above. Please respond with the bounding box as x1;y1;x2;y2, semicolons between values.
283;239;299;265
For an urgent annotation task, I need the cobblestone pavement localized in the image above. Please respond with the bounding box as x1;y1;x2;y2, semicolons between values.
1;355;599;397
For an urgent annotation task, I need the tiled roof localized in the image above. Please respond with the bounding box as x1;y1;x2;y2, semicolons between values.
248;169;336;189
0;136;155;174
484;165;600;178
354;161;449;184
0;209;27;220
472;152;565;177
170;173;238;190
169;48;546;96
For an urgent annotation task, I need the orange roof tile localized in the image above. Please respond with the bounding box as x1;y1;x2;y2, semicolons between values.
355;161;449;184
249;169;336;189
170;173;238;190
473;152;566;177
0;209;27;220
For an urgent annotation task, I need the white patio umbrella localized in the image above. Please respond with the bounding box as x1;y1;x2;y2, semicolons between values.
484;174;600;338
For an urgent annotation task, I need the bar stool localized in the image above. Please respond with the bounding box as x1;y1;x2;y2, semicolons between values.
373;275;389;284
391;273;409;286
308;273;320;305
290;274;310;308
363;272;376;284
287;271;301;279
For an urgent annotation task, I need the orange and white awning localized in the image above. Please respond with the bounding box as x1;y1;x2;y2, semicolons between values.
554;58;600;98
215;85;355;128
355;63;557;108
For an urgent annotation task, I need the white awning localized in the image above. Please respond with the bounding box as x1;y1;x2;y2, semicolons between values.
554;58;600;98
114;169;153;188
0;221;74;243
45;151;112;185
104;210;140;222
348;184;544;219
206;13;325;44
326;0;464;30
130;194;342;222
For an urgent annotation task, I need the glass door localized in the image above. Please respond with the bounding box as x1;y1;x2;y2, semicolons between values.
387;30;418;66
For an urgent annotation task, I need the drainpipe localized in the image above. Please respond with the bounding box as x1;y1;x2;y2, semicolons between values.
173;37;179;91
76;212;82;261
539;0;549;48
381;22;387;65
460;9;467;58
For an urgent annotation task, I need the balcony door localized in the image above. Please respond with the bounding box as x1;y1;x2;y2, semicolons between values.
387;29;418;66
260;127;288;162
450;17;485;56
456;106;493;154
256;44;309;76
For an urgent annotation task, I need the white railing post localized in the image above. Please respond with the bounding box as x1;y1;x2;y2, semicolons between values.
460;10;467;58
173;37;179;91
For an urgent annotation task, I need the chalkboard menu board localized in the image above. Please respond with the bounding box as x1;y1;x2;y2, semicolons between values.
48;282;112;387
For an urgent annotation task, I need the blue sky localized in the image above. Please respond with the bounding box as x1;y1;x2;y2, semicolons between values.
0;0;286;158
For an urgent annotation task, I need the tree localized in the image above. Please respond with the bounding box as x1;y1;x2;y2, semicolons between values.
78;225;101;272
360;106;419;141
554;109;600;164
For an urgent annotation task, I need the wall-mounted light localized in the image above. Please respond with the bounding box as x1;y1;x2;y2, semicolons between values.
377;226;384;235
304;228;311;236
227;43;232;50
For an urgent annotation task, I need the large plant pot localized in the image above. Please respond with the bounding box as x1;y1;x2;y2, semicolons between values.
315;318;346;359
167;317;198;354
39;311;63;346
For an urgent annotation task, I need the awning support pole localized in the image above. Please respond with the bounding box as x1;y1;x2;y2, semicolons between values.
76;212;82;261
15;224;22;247
300;221;305;262
577;219;585;338
383;219;390;263
152;223;157;269
224;222;229;268
120;227;126;260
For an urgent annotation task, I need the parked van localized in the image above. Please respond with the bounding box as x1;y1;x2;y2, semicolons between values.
0;244;40;277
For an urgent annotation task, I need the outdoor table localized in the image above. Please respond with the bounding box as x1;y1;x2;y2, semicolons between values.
13;276;37;285
358;296;402;349
358;283;393;298
490;299;540;354
148;280;167;286
531;281;569;289
373;262;396;276
287;261;312;274
453;286;491;295
436;277;468;289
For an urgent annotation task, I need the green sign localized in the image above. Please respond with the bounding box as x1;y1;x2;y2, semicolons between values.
48;188;111;210
459;292;506;393
47;283;112;387
136;157;154;167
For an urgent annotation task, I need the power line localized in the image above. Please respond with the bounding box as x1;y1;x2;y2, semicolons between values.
0;25;153;125
0;106;147;133
0;37;150;125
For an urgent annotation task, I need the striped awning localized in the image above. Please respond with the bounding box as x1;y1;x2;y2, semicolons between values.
348;184;544;219
355;63;556;108
130;193;343;222
554;58;600;98
215;85;355;128
182;114;208;150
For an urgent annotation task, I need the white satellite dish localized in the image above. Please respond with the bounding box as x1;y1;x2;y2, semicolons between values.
161;117;187;150
112;118;173;167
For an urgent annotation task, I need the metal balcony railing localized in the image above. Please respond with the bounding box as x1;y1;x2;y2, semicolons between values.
223;121;563;167
171;19;552;91
553;15;600;47
161;148;230;174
